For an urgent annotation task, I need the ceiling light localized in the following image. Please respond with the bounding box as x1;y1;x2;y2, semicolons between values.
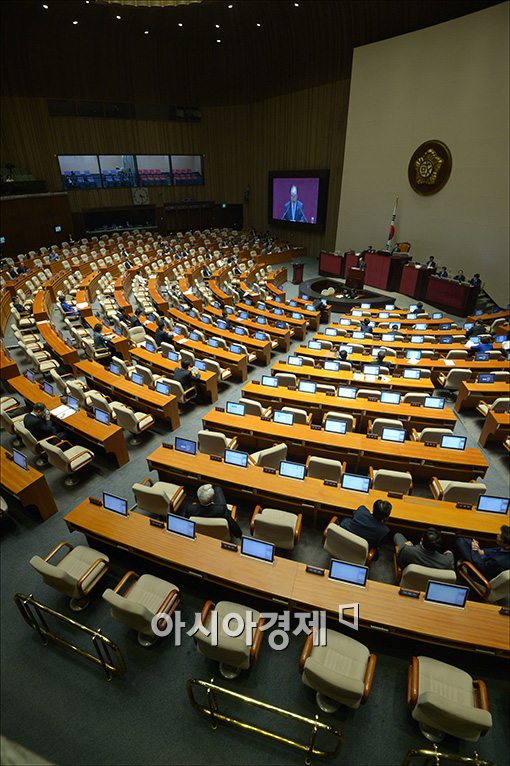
256;22;261;27
42;3;48;8
178;22;183;27
144;30;149;34
216;39;221;43
228;4;233;8
215;24;220;28
72;20;78;25
294;2;299;6
116;14;121;19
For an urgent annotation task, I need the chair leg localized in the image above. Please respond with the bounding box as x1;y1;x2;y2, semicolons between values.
64;473;81;487
69;596;90;611
137;631;157;647
316;692;340;713
128;434;142;446
219;662;241;679
418;722;445;743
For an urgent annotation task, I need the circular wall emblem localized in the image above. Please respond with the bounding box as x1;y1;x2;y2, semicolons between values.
408;140;452;195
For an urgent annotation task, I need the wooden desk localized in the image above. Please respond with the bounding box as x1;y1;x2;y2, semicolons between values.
265;298;321;331
130;346;218;403
75;360;180;430
0;347;19;381
467;309;510;323
216;313;292;351
235;302;308;340
83;315;131;361
36;320;80;366
455;381;510;411
271;362;435;394
7;376;129;467
291;564;508;657
312;333;470;353
479;410;510;447
241;381;457;430
147;448;505;540
326;324;465;338
0;446;58;520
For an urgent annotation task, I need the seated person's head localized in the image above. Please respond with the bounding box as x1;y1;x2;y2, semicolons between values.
498;525;510;549
33;402;46;417
135;308;143;316
474;273;480;279
416;302;423;310
181;360;190;370
158;318;165;329
339;350;347;361
197;484;215;506
421;527;442;551
391;324;399;331
93;323;102;333
372;499;392;521
457;269;464;275
376;350;386;363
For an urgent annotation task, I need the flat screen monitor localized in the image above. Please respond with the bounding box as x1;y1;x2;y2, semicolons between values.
109;362;121;375
341;473;370;493
268;170;330;232
166;513;195;539
325;328;337;336
262;375;278;387
385;304;395;310
381;427;406;443
441;336;453;344
478;373;495;383
403;369;421;379
224;449;248;468
424;581;468;608
439;323;452;330
302;294;309;300
255;332;267;341
208;338;220;348
414;323;428;330
201;315;211;324
496;334;506;343
103;492;128;516
145;341;155;352
92;408;109;425
240;536;275;563
363;365;380;376
432;312;443;319
244;298;253;306
440;435;467;450
381;334;395;342
474;352;489;361
324;361;340;372
338;386;357;399
195;360;207;372
234;327;246;336
274;308;283;315
289;300;298;307
410;336;424;344
361;303;370;309
339;345;353;354
352;331;365;339
273;410;294;426
406;350;422;360
324;418;347;434
288;356;303;366
352;310;362;317
189;332;200;341
381;391;401;404
43;382;54;396
12;449;28;470
409;304;418;312
175;437;197;455
279;460;306;480
230;344;242;355
298;380;316;394
380;312;391;319
424;396;445;409
274;296;282;303
66;395;79;411
225;306;234;315
407;313;417;320
25;370;35;382
226;401;245;416
291;312;303;320
239;311;249;319
217;320;228;330
155;381;170;395
340;319;350;326
131;372;144;386
464;322;474;330
276;321;287;329
476;495;509;514
308;341;321;349
167;351;179;362
329;559;368;587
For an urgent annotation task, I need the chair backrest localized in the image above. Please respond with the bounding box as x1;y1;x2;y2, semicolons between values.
40;439;69;472
418;428;453;444
490;397;510;413
180;349;195;366
443;368;472;389
357;389;380;400
239;397;264;416
275;373;296;388
441;481;487;504
189;517;230;541
446;350;468;359
281;406;308;424
250;442;288;468
307;456;343;482
132;482;174;516
372;469;412;494
111;403;139;432
103;589;152;632
253;509;296;549
30;555;76;598
402;393;428;405
323;524;368;565
488;570;510;603
66;381;89;407
323;411;355;431
400;565;456;591
134;365;154;386
128;326;146;343
88;391;114;415
493;371;510;382
198;429;229;456
371;418;404;436
13;421;42;456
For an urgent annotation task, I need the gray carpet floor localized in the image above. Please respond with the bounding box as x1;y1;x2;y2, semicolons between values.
1;255;508;766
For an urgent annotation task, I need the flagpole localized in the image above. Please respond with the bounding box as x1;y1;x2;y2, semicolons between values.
385;196;399;252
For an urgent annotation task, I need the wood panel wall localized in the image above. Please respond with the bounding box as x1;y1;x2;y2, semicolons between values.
1;80;350;257
0;192;73;256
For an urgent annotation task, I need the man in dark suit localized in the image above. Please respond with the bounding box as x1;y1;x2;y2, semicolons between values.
173;360;199;395
340;499;392;548
184;484;242;538
469;273;482;287
155;319;173;347
455;525;510;580
24;402;61;441
453;269;466;282
281;185;307;222
393;527;455;571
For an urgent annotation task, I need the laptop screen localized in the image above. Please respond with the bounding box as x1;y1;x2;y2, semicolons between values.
239;311;248;319
341;473;370;493
410;336;424;344
226;401;245;416
288;356;303;366
414;323;427;330
224;449;248;468
340;319;350;326
407;313;417;320
325;328;337;336
25;370;35;382
338;386;357;399
324;361;340;372
291;312;303;319
131;373;144;386
12;449;28;470
94;408;110;425
329;559;368;587
406;350;421;360
298;381;316;394
145;341;155;352
66;395;79;411
352;332;365;339
381;334;395;342
379;312;389;319
474;352;489;361
352;310;362;317
234;327;246;336
155;381;170;395
109;363;121;375
217;320;227;330
381;391;401;404
363;365;380;376
274;308;283;315
195;360;207;372
308;341;321;349
476;495;509;514
273;410;294;426
381;428;406;443
279;460;306;480
241;536;275;563
276;321;287;329
424;396;445;409
262;375;278;387
103;492;127;516
440;435;467;450
167;513;195;539
324;419;347;434
478;373;495;383
255;332;267;341
432;312;443;319
175;437;197;455
403;369;421;379
43;382;54;396
424;581;468;608
230;344;242;355
167;351;179;361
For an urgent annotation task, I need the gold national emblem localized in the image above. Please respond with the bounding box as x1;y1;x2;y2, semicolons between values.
408;140;452;195
414;148;443;185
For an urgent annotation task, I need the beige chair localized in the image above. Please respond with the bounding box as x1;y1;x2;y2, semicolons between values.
306;456;345;483
437;368;472;391
82;337;110;363
127;326;146;345
249;442;288;468
13;421;47;466
322;411;356;431
446;350;468;359
476;397;509;416
393;545;457;590
202;357;232;381
369;467;413;494
407;656;492;742
30;541;109;611
26;348;59;374
88;391;117;420
412;427;454;444
357;389;380;400
198;430;238;456
281;406;311;425
0;405;25;446
323;518;376;565
274;372;297;388
239;398;272;418
112;355;136;377
402;393;429;405
165;378;197;404
111;403;154;446
429;477;487;504
190;505;238;542
300;629;376;712
103;570;181;646
132;477;185;517
369;418;405;437
250;506;302;550
458;562;510;604
39;436;94;485
194;599;266;678
0;396;21;413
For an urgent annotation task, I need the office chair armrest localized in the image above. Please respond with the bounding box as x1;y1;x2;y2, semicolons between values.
473;680;490;712
323;516;338;541
410;428;419;441
113;570;140;595
227;437;238;450
170;487;186;513
45;540;74;563
200;599;215;629
458;560;491;598
250;616;266;664
140;477;155;487
298;630;315;673
76;557;109;596
367;548;377;565
429;476;442;500
250;505;263;533
367;419;373;433
229;504;238;521
304;455;312;468
248;455;258;466
306;413;313;425
407;656;420;708
156;588;181;619
368;466;375;484
294;513;303;544
262;407;272;417
393;546;402;582
362;654;377;704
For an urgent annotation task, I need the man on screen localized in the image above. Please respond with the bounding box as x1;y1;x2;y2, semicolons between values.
282;185;307;222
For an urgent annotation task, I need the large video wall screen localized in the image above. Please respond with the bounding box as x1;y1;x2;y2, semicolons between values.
57;154;203;190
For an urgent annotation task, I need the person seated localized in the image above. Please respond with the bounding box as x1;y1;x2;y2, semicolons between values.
361;317;374;330
183;484;242;538
358;256;366;271
469;273;481;288
438;266;448;278
375;348;393;374
390;323;400;333
453;269;466;282
466;333;495;354
129;309;145;328
8;266;21;280
465;319;487;339
93;323;115;357
202;264;212;279
338;349;349;362
155;318;173;347
415;302;425;313
341;499;392;548
58;295;80;318
455;525;510;580
502;331;510;353
12;298;32;315
393;527;455;571
425;256;436;270
24;402;64;441
173;360;200;394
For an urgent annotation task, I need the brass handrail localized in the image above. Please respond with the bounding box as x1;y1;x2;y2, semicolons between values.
401;744;495;766
14;593;126;680
187;677;343;765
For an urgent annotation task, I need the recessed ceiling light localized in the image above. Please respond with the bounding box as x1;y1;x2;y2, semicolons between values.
294;2;299;6
216;39;221;43
228;4;233;8
72;20;78;25
215;24;220;28
178;22;183;27
144;30;149;34
42;3;49;8
256;22;261;27
116;15;121;19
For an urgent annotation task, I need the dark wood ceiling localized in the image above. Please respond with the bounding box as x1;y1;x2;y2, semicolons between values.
1;0;502;105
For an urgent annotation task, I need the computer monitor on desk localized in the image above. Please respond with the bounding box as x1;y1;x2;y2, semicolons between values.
43;382;54;396
308;341;321;350
338;386;357;399
324;361;340;372
329;559;368;588
103;492;128;517
131;372;144;386
224;449;249;468
440;435;466;450
226;401;245;416
424;396;445;409
167;351;179;362
298;381;316;394
381;428;406;443
476;495;509;514
424;582;468;608
241;537;275;564
279;461;306;480
324;419;347;434
167;513;195;539
66;395;79;411
155;381;170;396
262;375;278;387
12;449;28;471
175;437;197;455
381;391;401;405
341;473;370;493
288;356;303;366
94;408;110;425
273;410;294;426
109;362;121;376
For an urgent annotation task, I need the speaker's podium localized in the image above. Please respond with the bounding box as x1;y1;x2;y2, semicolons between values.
346;267;364;289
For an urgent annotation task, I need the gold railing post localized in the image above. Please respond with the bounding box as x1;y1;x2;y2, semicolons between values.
401;744;495;766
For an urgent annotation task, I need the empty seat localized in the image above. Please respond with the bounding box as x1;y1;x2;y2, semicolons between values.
250;506;302;550
39;437;94;485
369;418;404;437
357;389;380;400
132;477;185;517
274;373;296;388
111;403;154;446
321;411;355;431
458;562;510;604
249;443;288;468
429;478;487;504
412;427;454;444
239;398;272;417
306;456;344;483
198;430;237;456
369;467;413;494
437;368;472;391
281;406;311;425
476;397;510;416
